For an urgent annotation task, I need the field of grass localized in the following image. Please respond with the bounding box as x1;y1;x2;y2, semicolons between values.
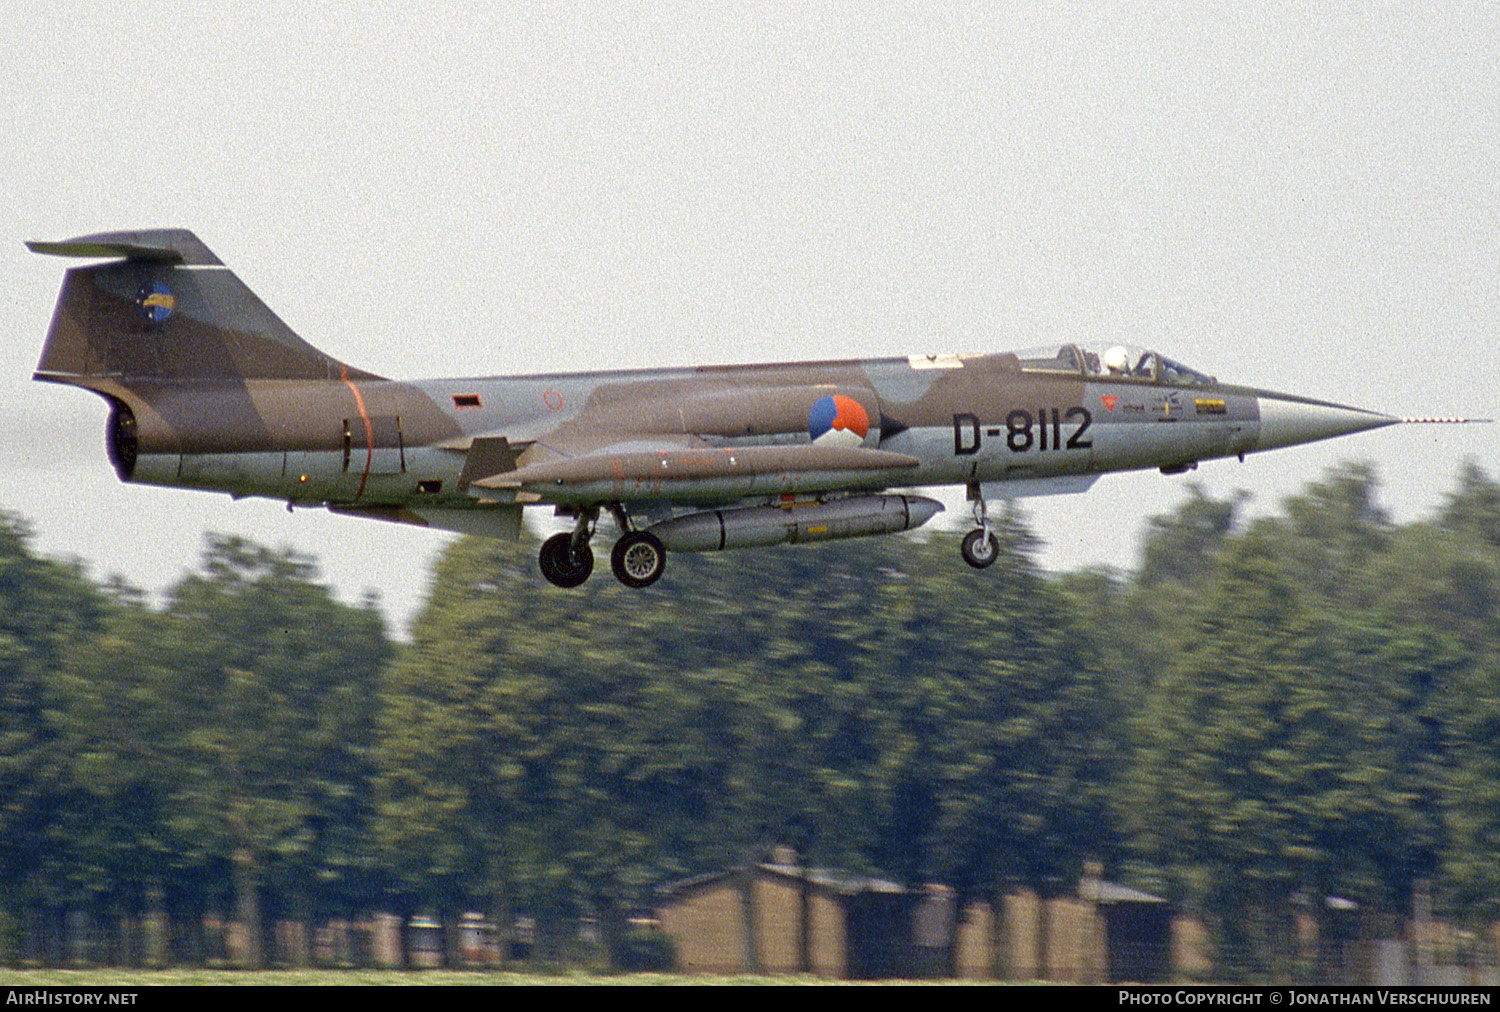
0;968;982;986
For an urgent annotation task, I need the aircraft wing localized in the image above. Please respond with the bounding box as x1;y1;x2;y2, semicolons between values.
472;440;918;489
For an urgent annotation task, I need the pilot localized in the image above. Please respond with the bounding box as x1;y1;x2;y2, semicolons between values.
1103;345;1131;375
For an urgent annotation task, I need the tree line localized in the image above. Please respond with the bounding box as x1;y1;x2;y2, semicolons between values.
1;461;1498;978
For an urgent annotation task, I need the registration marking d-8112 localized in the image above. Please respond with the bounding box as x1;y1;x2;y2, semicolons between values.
953;407;1093;455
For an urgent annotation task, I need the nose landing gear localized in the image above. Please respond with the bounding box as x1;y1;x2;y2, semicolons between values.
961;486;999;569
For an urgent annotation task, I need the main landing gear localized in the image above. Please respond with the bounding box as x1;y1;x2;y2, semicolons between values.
961;487;999;569
611;530;667;588
538;504;667;589
538;530;594;588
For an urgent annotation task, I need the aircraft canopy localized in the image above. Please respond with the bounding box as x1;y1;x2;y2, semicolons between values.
1013;344;1216;386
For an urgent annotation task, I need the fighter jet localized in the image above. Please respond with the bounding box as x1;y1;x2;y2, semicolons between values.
28;229;1472;589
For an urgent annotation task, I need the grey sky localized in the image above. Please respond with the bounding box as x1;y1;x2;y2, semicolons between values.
4;4;1496;633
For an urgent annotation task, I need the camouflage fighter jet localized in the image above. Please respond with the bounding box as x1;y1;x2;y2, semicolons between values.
28;229;1472;588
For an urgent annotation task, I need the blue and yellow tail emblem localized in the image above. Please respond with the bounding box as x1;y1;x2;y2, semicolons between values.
136;281;175;325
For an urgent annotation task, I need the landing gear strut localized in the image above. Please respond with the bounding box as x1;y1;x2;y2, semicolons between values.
961;486;999;569
538;520;595;588
537;504;669;589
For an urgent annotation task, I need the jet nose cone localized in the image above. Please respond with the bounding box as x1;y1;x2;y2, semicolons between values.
1255;396;1399;453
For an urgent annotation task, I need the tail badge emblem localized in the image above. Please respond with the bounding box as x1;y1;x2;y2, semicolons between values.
135;281;175;325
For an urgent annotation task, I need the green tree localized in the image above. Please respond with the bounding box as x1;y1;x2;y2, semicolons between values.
1135;479;1469;980
923;511;1122;976
156;536;388;967
1439;461;1500;550
1140;483;1249;589
377;533;718;966
1278;462;1392;603
0;513;105;963
50;588;179;965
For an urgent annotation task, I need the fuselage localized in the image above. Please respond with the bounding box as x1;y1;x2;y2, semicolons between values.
92;347;1395;514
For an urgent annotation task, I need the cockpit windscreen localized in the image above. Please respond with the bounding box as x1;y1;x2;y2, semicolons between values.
1013;344;1216;386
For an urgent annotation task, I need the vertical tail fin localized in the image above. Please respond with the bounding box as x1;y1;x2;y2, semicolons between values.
29;229;379;385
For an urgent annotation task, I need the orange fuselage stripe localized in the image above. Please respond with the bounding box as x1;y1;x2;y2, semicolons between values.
341;364;374;499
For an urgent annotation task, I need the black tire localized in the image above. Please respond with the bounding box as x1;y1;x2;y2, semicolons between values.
611;531;667;588
539;532;594;588
960;528;999;569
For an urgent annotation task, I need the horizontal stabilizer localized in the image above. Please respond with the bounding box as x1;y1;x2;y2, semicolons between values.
477;444;919;488
26;229;222;266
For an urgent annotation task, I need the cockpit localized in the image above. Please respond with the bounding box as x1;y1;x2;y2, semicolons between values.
1012;344;1216;387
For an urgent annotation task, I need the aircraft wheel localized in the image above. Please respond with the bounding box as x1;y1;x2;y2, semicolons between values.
960;528;999;569
611;531;667;588
539;532;594;588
